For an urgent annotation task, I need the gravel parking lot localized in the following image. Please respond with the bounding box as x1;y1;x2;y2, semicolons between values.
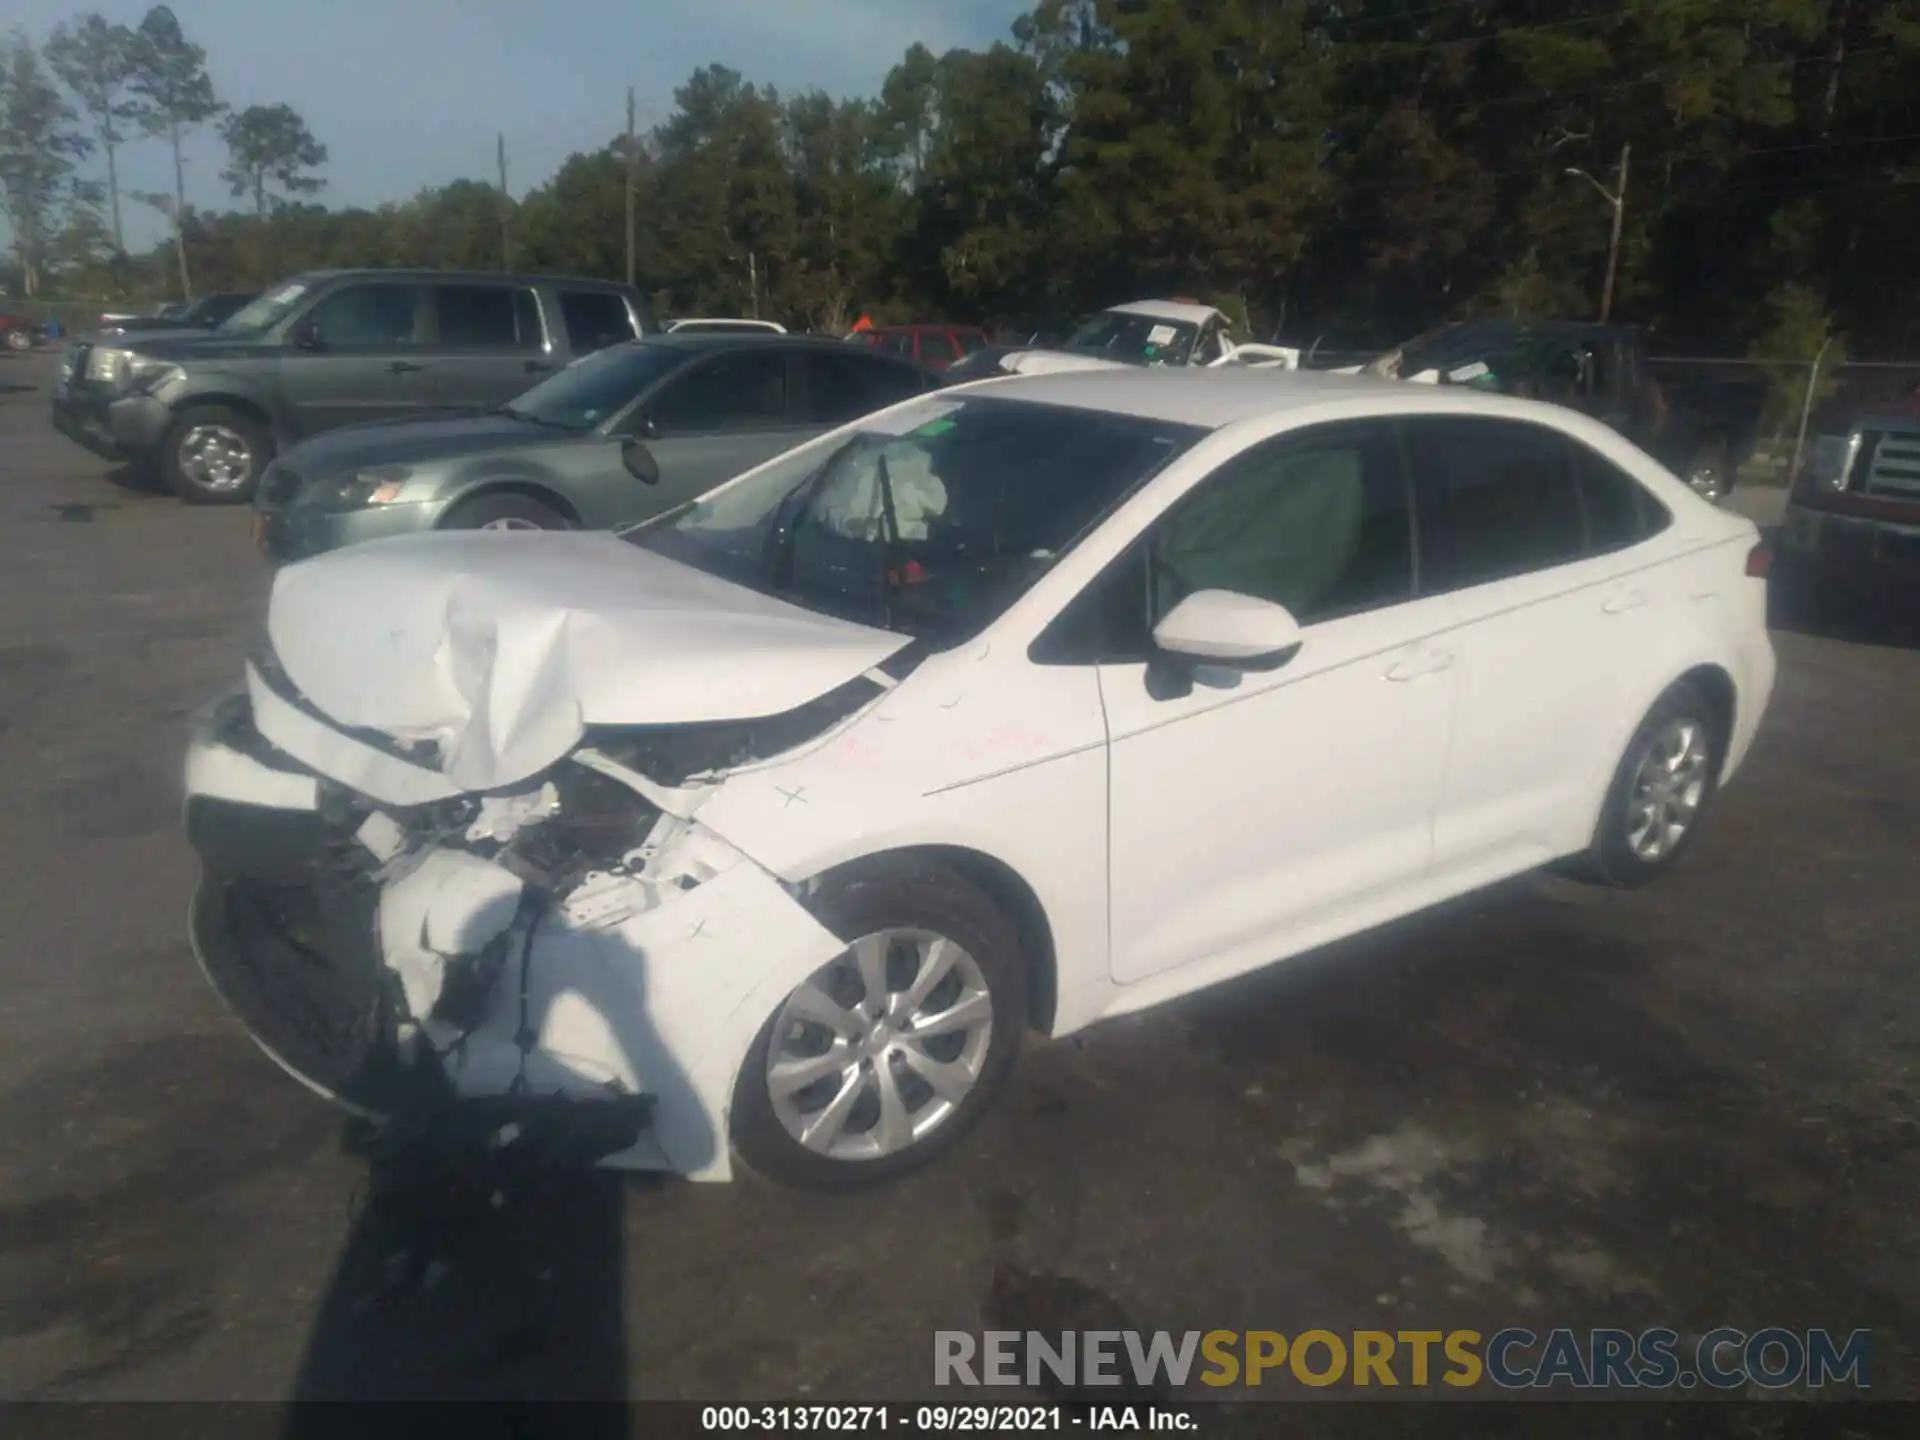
2;352;1917;1419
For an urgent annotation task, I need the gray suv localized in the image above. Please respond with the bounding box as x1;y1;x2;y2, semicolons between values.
51;269;652;503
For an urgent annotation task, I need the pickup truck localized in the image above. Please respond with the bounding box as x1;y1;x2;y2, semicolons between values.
1357;320;1764;502
1777;406;1920;617
52;269;654;504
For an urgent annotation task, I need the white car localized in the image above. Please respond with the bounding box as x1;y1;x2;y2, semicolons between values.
994;300;1300;377
666;317;788;335
184;369;1775;1188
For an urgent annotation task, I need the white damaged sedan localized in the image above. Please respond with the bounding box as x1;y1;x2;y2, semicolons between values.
184;368;1776;1187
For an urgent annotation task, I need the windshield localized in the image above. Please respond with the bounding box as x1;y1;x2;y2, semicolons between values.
632;395;1206;645
504;342;694;431
217;280;311;337
1064;310;1201;366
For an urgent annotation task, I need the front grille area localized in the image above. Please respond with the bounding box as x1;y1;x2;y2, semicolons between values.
1860;430;1920;501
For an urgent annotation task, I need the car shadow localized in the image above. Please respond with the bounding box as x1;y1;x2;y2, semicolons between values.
102;461;170;498
280;922;705;1420
1769;575;1920;651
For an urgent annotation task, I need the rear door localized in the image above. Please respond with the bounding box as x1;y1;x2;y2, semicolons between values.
623;347;803;514
554;288;641;357
1408;415;1670;875
276;280;433;436
423;281;552;410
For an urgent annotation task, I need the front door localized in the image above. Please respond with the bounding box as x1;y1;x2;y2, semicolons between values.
1096;421;1461;986
624;348;814;517
277;281;433;437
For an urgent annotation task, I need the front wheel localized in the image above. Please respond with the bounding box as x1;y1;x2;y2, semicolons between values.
731;859;1027;1190
440;491;571;532
163;405;274;505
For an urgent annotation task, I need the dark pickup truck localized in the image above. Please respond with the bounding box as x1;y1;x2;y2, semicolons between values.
1361;320;1765;502
1777;407;1920;615
53;269;653;503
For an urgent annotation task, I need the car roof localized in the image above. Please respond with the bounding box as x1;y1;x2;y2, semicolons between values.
288;268;637;289
1106;299;1222;326
636;332;920;356
954;366;1566;430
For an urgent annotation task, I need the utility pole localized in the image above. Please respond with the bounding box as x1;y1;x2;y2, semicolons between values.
497;133;512;271
1566;141;1630;323
625;88;637;287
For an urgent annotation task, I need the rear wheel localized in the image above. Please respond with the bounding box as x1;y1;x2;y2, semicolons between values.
440;492;571;532
731;859;1027;1190
1585;680;1723;887
164;405;274;505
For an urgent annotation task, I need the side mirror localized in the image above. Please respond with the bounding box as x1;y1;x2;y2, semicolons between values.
620;435;661;486
1146;590;1303;701
1153;589;1303;665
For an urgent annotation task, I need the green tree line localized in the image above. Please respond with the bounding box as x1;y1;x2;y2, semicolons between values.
6;1;1920;356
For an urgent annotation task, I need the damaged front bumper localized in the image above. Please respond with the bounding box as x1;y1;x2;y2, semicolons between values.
183;671;846;1181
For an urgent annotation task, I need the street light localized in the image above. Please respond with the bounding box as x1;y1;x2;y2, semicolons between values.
1566;142;1631;324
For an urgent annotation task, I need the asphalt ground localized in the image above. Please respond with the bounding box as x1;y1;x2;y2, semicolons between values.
1;351;1917;1430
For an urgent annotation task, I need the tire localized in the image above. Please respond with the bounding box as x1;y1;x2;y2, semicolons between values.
440;491;572;532
1585;680;1724;888
731;858;1028;1190
1684;440;1732;504
4;327;31;353
163;404;274;505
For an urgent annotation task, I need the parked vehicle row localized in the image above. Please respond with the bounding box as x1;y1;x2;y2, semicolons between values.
182;367;1777;1188
253;332;938;559
52;269;652;503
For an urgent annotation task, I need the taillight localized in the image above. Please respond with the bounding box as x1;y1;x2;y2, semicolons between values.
1746;540;1772;579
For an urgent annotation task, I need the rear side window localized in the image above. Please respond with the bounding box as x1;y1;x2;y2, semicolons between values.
305;283;424;347
559;291;637;355
876;331;915;360
1404;417;1584;592
1574;443;1671;551
805;352;927;424
435;284;539;348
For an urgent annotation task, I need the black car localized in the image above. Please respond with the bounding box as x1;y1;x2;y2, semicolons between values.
95;292;257;340
52;269;655;504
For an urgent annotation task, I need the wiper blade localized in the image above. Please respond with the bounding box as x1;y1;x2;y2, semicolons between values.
498;406;577;431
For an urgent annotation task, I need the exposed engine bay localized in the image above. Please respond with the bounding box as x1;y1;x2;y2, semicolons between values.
185;663;866;1181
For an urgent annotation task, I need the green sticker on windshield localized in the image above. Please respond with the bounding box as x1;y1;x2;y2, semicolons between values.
913;418;958;437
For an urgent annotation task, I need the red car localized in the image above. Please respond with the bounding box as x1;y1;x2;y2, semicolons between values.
1;312;44;353
862;324;991;371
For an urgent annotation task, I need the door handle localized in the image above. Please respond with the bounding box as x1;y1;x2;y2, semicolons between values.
524;359;553;374
388;360;424;374
1385;648;1454;682
1602;589;1648;614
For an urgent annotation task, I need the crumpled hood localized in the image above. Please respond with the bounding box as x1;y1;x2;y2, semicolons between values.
266;530;911;792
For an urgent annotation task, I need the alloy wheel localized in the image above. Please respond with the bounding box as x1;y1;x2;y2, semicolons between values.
766;928;994;1162
177;424;254;492
1624;718;1711;861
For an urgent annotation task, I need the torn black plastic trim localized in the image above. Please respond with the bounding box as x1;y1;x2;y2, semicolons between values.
585;671;889;785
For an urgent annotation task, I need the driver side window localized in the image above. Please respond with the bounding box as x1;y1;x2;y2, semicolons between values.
647;351;792;436
1036;422;1414;664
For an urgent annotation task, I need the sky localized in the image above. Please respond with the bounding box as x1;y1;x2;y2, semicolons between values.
7;0;1035;252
